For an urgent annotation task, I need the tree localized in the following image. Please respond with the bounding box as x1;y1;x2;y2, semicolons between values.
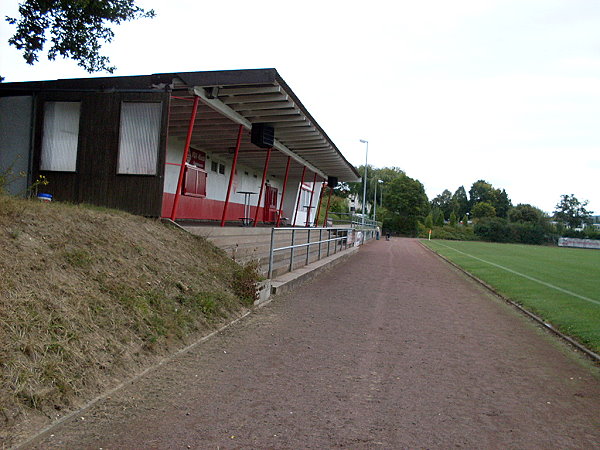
449;211;458;227
424;213;434;229
5;0;155;77
382;173;429;235
468;180;512;218
471;202;496;220
384;174;429;217
431;189;452;220
553;194;593;229
474;218;512;243
431;207;444;226
348;165;405;217
494;189;512;218
509;204;547;225
468;180;495;209
451;186;468;218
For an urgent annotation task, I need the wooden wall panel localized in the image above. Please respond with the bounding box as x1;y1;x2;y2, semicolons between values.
33;92;81;203
107;92;168;216
33;91;169;217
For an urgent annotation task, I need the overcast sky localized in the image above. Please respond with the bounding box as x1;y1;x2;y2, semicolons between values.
2;0;599;214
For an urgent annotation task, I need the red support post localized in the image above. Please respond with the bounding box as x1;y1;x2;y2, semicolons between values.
314;181;326;227
306;173;318;227
323;186;333;227
220;125;244;226
170;95;200;221
276;156;291;227
253;147;272;227
292;166;306;227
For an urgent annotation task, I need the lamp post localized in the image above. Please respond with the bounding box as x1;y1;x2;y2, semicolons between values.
374;179;383;222
359;139;368;227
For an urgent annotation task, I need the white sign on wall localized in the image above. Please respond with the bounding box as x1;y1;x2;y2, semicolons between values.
558;237;600;250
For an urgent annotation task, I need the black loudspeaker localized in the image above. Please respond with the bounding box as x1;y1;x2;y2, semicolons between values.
327;176;338;188
251;124;275;148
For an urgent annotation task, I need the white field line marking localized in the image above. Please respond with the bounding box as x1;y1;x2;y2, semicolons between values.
433;241;600;307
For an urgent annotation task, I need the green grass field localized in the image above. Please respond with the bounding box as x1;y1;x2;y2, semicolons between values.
421;239;600;354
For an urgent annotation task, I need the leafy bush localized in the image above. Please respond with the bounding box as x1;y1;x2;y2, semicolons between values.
474;217;513;242
383;214;422;236
561;227;600;240
424;213;433;229
449;211;458;227
418;224;479;241
474;217;550;244
509;222;549;245
471;201;496;219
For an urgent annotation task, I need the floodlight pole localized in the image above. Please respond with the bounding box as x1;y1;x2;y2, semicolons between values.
360;139;368;227
374;179;383;223
373;180;377;222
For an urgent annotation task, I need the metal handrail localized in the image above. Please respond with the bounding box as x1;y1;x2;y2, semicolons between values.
268;227;351;278
327;212;380;228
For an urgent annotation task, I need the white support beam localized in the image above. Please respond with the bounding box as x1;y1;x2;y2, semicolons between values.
276;129;320;136
279;136;321;142
247;115;305;123
217;85;282;96
241;108;300;117
222;93;288;104
232;101;295;111
273;122;314;129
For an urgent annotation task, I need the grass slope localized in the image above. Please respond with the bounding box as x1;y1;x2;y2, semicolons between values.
422;240;600;355
0;195;257;445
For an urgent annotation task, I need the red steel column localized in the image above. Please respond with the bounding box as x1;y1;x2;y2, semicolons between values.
306;173;318;227
292;166;306;227
314;181;326;227
220;125;244;226
276;156;291;227
253;147;272;227
323;186;333;227
170;95;199;221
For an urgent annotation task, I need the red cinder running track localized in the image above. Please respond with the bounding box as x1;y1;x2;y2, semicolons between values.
26;238;600;449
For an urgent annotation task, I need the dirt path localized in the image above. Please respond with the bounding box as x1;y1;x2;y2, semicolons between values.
25;238;600;449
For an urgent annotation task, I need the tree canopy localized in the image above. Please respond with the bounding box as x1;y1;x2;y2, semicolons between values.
451;186;469;219
553;194;593;229
467;180;512;218
429;180;513;222
471;201;496;219
508;204;547;225
4;0;155;77
381;173;429;235
430;189;452;220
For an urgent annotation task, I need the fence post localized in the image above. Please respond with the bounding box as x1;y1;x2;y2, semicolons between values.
268;227;275;279
289;229;296;273
306;229;311;265
318;229;322;261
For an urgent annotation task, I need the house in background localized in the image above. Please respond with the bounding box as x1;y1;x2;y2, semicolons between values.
0;69;360;227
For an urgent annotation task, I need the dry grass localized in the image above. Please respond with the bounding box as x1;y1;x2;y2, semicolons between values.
0;195;258;445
